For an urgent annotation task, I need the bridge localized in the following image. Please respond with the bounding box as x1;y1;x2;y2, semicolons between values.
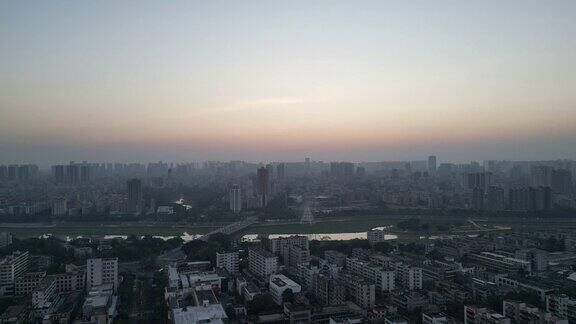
198;216;258;241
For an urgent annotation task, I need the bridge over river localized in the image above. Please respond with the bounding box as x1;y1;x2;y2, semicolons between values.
197;216;258;241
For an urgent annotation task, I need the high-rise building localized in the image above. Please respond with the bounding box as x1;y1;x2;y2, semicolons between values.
277;163;286;179
52;165;65;184
330;162;355;178
532;166;553;187
7;165;17;181
216;251;239;274
0;165;7;181
229;184;242;213
486;186;505;211
266;163;274;180
0;251;29;296
257;167;270;207
86;258;118;291
0;233;12;248
65;164;80;185
551;169;572;195
80;164;91;183
127;178;143;214
248;247;278;280
428;156;437;173
52;197;68;216
465;172;493;191
509;187;552;211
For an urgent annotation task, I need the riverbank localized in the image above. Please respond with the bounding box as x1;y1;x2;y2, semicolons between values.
1;214;572;239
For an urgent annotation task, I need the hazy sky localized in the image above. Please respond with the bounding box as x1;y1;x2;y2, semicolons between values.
1;1;575;165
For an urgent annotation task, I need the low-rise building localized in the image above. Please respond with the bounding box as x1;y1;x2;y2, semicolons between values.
82;283;117;324
423;312;448;324
469;252;532;274
504;300;568;324
464;305;510;324
269;274;302;305
32;276;57;316
546;295;576;323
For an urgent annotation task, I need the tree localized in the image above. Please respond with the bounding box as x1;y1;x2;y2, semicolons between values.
427;249;444;260
247;294;279;315
373;242;394;254
282;289;295;304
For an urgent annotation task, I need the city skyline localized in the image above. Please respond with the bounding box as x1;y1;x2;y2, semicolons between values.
2;1;576;164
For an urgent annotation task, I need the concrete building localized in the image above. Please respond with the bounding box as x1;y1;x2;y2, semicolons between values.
469;252;532;274
325;250;347;267
0;251;29;296
54;264;86;292
395;263;423;290
546;295;576;323
32;276;57;311
288;245;311;268
428;156;437;173
87;258;118;291
229;184;242;213
515;249;548;272
386;316;409;324
82;283;117;324
423;312;447;324
464;305;510;324
392;291;429;311
0;232;13;248
216;251;239;274
269;274;302;305
248;247;278;280
269;235;309;264
127;178;143;214
51;197;68;216
338;272;375;309
367;228;390;246
257;167;270;207
315;273;346;306
504;300;568;324
170;287;228;324
14;271;46;296
346;257;395;292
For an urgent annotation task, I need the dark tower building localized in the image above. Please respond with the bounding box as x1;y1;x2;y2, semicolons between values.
127;178;143;214
257;167;269;207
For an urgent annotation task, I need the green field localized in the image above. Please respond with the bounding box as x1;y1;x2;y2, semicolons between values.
3;214;576;240
0;225;215;238
249;219;398;234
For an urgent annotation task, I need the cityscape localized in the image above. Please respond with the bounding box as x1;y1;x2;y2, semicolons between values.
1;157;576;323
2;1;576;324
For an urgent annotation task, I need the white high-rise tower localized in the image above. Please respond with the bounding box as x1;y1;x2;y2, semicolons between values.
230;184;242;213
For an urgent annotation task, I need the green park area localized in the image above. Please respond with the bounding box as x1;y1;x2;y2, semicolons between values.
3;214;576;240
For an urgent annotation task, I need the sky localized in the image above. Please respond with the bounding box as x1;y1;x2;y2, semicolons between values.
1;1;575;166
